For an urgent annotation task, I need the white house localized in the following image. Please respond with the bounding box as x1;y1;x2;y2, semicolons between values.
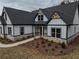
0;1;79;44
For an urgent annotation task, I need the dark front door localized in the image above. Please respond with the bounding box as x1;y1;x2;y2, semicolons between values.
40;27;42;36
51;28;55;37
20;27;24;35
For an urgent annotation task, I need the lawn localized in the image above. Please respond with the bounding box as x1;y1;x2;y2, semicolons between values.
0;36;79;59
0;45;79;59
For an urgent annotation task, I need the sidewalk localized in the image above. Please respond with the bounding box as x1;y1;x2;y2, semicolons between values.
0;36;40;48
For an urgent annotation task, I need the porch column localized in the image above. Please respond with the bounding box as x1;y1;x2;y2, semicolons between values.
42;26;43;37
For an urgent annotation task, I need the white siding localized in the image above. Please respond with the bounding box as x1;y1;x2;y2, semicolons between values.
3;9;12;24
4;25;13;35
47;18;67;39
14;25;32;36
68;8;79;39
35;10;48;22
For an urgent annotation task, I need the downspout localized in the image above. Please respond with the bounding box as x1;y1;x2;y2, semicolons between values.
66;25;68;45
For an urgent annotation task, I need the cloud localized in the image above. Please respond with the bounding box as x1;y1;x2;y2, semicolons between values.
0;0;63;15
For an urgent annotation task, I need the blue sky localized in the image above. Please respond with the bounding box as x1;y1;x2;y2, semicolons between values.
0;0;64;15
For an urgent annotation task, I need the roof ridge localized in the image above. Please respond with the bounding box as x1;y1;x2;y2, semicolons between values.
4;7;31;13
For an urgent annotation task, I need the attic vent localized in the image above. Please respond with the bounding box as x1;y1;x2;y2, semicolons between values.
52;12;60;19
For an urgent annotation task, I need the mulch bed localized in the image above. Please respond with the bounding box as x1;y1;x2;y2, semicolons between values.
20;36;79;56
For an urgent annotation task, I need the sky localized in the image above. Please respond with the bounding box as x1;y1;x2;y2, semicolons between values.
0;0;67;15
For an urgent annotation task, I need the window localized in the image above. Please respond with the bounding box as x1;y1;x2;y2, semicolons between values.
38;15;40;20
51;28;61;38
20;27;24;35
38;15;43;21
51;28;55;37
0;27;2;34
8;27;12;35
41;15;43;20
56;28;61;38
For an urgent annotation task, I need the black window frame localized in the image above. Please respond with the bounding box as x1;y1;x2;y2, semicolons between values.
8;27;12;35
38;15;43;21
51;28;61;38
20;27;24;35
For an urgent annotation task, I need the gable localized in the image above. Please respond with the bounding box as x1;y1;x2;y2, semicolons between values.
3;7;34;25
3;8;12;24
51;12;60;19
48;18;66;25
35;10;48;22
73;8;79;24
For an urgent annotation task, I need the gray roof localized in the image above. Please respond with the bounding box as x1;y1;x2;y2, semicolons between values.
32;2;79;25
2;1;79;25
4;7;34;25
0;16;6;25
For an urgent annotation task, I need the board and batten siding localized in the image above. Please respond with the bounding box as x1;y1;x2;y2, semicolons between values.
3;8;12;24
47;18;67;39
67;8;79;41
4;25;13;35
13;25;33;36
35;10;48;22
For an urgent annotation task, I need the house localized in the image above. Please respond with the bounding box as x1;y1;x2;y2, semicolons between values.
0;1;79;44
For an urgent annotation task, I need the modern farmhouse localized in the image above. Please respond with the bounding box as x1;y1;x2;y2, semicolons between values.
0;1;79;44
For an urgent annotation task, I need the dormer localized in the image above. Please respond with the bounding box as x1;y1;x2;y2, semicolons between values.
2;7;12;24
35;9;48;22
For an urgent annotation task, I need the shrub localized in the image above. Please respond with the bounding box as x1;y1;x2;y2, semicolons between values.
41;41;45;44
36;45;39;48
45;49;48;52
48;43;51;46
61;42;66;49
55;46;58;48
52;48;55;51
51;40;54;43
42;45;45;48
60;50;63;54
45;39;48;42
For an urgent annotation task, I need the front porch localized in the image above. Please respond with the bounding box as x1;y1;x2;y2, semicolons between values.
33;26;47;37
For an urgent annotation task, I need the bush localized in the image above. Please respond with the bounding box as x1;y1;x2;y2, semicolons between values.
52;48;55;51
51;40;54;43
42;45;45;48
36;45;39;48
55;46;58;48
45;49;48;52
41;41;45;44
60;50;63;54
48;43;51;46
61;42;66;49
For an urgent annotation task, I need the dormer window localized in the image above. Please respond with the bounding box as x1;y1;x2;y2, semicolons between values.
38;15;43;21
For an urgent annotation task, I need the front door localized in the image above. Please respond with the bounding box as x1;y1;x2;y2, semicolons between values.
20;27;24;35
40;27;42;36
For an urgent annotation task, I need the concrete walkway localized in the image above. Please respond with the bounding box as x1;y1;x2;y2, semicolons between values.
0;36;40;48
